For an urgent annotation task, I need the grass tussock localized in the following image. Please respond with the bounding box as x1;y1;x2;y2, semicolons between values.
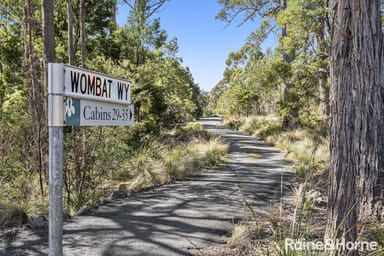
0;204;28;227
168;123;210;141
115;125;228;193
216;116;381;256
228;223;249;249
226;116;329;181
0;123;228;227
0;170;48;222
219;115;330;255
366;226;384;250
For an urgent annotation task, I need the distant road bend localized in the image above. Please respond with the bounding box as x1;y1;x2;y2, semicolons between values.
1;117;292;256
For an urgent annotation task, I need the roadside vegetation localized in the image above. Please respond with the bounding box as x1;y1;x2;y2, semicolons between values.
116;124;228;193
204;0;384;254
2;0;384;255
221;115;330;255
0;0;216;229
226;116;329;183
0;123;228;227
199;116;383;256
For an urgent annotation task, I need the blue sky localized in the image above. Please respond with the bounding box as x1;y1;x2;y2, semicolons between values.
117;0;277;91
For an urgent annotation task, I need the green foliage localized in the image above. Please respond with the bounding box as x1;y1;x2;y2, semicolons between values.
216;0;279;26
0;0;209;222
0;204;28;227
368;227;384;249
223;117;243;130
214;0;330;128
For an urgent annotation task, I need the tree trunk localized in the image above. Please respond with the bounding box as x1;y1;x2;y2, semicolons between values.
280;0;297;128
66;0;75;65
352;1;384;222
42;0;56;64
25;0;47;200
326;0;384;254
79;0;86;68
0;59;3;118
111;0;117;31
317;4;329;117
41;0;56;199
318;73;328;116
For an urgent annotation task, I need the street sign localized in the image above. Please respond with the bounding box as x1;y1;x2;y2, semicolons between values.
64;65;131;104
64;98;134;126
48;63;135;127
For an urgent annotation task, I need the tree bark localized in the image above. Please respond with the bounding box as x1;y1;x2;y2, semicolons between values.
79;0;86;68
111;0;117;31
317;3;329;117
352;0;384;222
318;72;329;116
25;0;48;200
66;0;75;65
280;0;297;128
326;1;384;254
0;53;3;117
42;0;56;64
41;0;56;199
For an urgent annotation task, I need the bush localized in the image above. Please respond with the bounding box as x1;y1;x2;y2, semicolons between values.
116;135;228;192
169;123;209;141
164;146;203;179
0;204;28;227
201;138;228;166
223;117;243;130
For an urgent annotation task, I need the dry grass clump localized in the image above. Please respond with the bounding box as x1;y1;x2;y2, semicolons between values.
229;116;329;180
168;123;210;141
116;132;228;192
228;223;249;249
270;130;329;179
0;170;48;224
192;137;229;167
164;144;204;179
127;155;169;192
164;137;228;180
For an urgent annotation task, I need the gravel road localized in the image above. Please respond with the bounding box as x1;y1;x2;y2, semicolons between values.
1;117;292;256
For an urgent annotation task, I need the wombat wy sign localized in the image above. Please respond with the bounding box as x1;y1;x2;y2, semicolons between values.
49;63;134;126
47;63;134;256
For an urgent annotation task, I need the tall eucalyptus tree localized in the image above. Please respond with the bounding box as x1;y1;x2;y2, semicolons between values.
326;1;384;253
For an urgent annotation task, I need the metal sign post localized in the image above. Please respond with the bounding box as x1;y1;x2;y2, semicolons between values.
48;63;64;256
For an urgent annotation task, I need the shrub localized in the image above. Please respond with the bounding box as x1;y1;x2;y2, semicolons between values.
202;138;228;166
170;123;209;142
223;117;243;130
0;204;28;227
126;154;169;192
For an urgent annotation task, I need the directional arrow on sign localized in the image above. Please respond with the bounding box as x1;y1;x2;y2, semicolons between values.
129;108;133;121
